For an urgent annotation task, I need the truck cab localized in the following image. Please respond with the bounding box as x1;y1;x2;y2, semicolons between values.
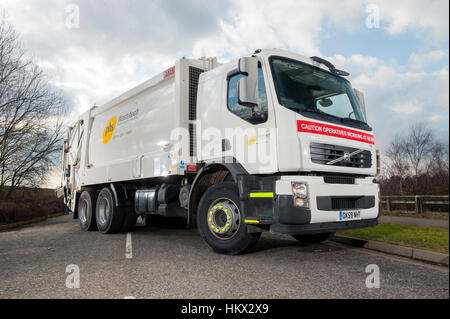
192;49;380;252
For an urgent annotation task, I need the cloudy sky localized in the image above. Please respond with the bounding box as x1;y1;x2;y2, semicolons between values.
1;0;449;153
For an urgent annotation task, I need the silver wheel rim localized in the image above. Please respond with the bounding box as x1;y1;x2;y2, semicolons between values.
79;198;88;224
207;197;241;240
98;197;110;226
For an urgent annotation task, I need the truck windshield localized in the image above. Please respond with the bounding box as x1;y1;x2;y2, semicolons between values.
269;56;371;130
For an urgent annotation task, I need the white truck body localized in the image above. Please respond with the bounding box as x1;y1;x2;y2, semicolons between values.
60;49;381;255
63;57;217;191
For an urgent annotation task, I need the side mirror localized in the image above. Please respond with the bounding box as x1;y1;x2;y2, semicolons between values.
237;57;258;107
353;88;367;120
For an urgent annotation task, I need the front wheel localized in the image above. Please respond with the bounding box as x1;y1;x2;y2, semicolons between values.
291;232;334;244
197;182;261;255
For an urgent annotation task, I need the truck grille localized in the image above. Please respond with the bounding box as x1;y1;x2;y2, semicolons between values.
317;196;376;211
188;66;204;158
189;123;196;157
188;66;204;121
323;175;355;184
310;143;372;168
332;198;358;210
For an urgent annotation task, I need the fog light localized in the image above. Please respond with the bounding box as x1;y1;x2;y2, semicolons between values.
292;182;308;198
294;197;306;207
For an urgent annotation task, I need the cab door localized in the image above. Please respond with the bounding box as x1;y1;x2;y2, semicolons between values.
197;60;278;174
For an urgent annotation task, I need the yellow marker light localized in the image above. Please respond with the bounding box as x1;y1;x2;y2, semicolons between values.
211;225;215;229
210;211;213;215
249;192;273;198
216;229;219;232
224;209;229;213
226;223;230;227
219;205;223;209
227;215;231;220
213;206;217;210
244;219;260;224
222;228;226;232
294;197;305;207
209;218;212;222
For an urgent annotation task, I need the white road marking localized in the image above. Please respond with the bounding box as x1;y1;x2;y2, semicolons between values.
124;296;136;299
125;232;132;259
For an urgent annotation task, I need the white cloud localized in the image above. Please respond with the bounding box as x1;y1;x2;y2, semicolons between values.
408;50;448;70
193;0;328;59
393;101;422;116
372;0;449;40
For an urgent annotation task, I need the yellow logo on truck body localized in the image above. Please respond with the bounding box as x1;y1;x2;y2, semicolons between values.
103;116;117;144
247;136;257;146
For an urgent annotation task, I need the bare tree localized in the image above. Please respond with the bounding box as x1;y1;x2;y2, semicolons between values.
428;141;449;175
381;123;449;196
384;133;410;194
0;19;67;197
403;123;435;177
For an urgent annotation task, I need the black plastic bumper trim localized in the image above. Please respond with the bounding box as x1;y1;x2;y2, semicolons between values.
317;195;375;211
276;195;311;225
269;218;378;235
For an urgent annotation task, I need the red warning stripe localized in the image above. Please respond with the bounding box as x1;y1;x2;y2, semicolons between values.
297;120;374;145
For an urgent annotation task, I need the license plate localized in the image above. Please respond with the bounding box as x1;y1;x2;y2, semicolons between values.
337;210;361;221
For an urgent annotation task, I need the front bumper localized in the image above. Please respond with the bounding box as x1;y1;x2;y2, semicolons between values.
275;175;380;224
237;174;381;234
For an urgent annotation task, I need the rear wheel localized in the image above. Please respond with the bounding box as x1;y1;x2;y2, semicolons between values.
78;189;98;231
291;232;334;243
197;182;261;255
95;187;125;234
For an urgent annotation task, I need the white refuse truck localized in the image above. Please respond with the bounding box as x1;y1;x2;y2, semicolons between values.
58;49;381;255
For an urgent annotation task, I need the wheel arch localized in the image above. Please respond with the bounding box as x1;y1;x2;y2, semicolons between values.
187;160;248;227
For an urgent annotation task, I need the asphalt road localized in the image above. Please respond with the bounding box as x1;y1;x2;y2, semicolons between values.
0;215;448;299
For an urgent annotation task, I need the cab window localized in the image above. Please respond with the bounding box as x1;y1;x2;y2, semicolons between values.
227;67;268;124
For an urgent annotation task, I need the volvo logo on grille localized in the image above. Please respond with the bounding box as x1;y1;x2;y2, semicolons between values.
326;149;364;165
343;152;351;161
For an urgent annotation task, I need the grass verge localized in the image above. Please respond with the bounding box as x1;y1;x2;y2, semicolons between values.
338;223;449;254
381;210;448;220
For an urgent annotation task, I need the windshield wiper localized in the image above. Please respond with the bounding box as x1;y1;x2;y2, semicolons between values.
298;108;341;121
287;107;370;128
340;117;366;125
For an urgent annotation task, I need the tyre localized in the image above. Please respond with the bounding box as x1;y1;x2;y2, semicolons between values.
197;182;261;255
95;187;125;234
120;207;138;232
291;232;334;244
78;189;98;231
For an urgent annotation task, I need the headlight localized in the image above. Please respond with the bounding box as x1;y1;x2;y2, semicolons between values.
292;182;308;198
